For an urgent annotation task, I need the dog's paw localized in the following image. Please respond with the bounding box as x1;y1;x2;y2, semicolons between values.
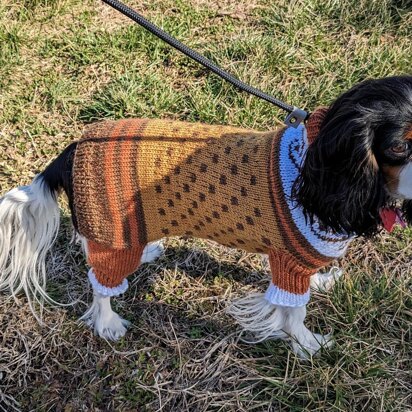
79;294;131;341
140;240;164;264
290;332;334;359
94;312;130;341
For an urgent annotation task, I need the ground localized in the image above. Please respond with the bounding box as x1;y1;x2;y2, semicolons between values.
0;0;411;410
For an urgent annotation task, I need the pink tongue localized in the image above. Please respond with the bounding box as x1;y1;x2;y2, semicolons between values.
380;208;406;232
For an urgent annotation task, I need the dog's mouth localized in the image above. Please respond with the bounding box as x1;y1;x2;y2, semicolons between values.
379;207;407;232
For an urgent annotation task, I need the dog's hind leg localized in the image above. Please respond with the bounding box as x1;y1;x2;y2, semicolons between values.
79;240;145;340
140;240;165;264
80;289;130;340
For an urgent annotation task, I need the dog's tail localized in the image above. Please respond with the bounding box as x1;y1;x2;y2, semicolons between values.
0;143;76;312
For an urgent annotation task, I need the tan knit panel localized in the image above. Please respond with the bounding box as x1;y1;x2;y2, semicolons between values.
136;121;284;253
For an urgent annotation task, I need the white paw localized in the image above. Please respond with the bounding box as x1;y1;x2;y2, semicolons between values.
310;267;343;292
79;293;130;341
290;331;334;359
94;312;130;341
140;240;164;264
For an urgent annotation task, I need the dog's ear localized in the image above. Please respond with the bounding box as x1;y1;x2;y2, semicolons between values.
293;85;388;236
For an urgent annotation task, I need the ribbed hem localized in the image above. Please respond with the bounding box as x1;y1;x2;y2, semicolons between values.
87;269;128;297
268;249;314;295
264;282;310;307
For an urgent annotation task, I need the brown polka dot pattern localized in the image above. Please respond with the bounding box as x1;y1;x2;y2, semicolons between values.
76;119;287;255
75;111;333;296
219;175;227;185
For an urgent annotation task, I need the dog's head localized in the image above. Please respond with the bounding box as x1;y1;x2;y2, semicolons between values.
293;75;412;236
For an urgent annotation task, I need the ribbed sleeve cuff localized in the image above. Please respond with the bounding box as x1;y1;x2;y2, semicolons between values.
87;269;128;297
264;282;310;307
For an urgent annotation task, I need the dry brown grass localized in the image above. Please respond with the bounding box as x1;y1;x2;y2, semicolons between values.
1;231;411;411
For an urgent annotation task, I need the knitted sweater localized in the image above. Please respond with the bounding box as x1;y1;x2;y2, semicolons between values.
73;110;353;306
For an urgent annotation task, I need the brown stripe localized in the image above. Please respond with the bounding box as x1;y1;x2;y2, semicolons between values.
133;120;149;244
127;137;141;245
114;121;136;247
84;120;120;243
268;129;330;269
73;138;112;243
104;121;130;248
90;139;113;242
119;120;148;246
82;135;220;145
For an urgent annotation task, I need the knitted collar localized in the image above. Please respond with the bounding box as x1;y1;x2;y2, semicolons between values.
279;124;353;258
305;107;328;145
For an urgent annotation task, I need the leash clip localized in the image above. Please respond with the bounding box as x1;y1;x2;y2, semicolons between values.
284;107;308;128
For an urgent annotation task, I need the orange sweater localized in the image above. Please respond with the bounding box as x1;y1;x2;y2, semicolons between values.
73;109;352;306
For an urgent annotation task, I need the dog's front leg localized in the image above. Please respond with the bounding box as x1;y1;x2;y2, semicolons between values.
229;296;331;358
310;267;343;292
229;249;333;358
282;305;332;358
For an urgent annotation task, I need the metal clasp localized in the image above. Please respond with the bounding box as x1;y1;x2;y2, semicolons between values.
284;107;309;128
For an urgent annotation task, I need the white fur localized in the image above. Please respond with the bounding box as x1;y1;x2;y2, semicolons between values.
396;163;412;199
79;292;130;340
285;305;333;358
140;240;164;264
310;267;343;292
0;176;60;312
75;232;89;256
228;293;332;358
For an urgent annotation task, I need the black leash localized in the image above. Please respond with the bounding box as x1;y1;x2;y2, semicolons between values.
100;0;309;127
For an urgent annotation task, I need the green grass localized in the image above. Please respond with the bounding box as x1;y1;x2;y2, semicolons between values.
0;0;411;411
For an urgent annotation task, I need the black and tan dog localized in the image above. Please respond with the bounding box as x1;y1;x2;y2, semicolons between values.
1;76;411;357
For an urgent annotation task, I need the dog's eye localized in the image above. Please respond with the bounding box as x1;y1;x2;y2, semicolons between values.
390;142;409;154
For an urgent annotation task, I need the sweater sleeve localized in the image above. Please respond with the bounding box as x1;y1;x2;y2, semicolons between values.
264;248;315;307
86;240;145;296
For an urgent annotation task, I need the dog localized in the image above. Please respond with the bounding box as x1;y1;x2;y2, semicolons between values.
1;75;411;357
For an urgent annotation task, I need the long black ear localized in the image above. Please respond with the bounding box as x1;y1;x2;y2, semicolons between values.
293;79;394;236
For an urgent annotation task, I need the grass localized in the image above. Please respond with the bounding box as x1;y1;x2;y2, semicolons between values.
0;0;411;410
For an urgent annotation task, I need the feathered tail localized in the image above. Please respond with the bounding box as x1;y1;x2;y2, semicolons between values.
0;176;60;311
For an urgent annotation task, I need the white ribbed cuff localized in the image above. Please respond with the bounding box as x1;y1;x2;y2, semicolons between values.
264;282;310;307
87;269;128;297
